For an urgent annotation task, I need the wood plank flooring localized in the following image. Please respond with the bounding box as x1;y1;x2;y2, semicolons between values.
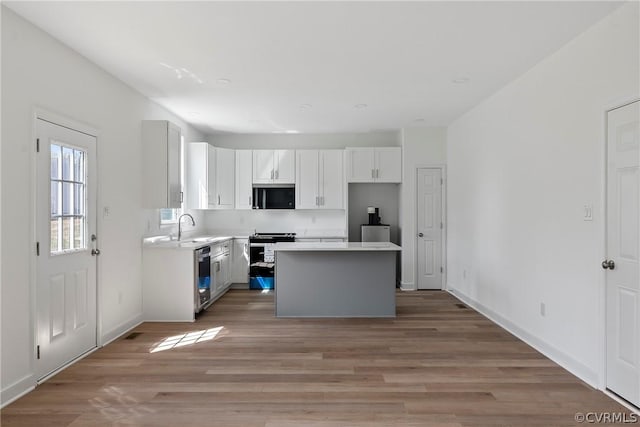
1;290;632;426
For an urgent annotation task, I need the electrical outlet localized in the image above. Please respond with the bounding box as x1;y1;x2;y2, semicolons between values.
583;204;593;221
540;302;546;317
103;206;110;218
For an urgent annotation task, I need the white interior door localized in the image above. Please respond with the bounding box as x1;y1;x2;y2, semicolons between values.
606;100;640;407
36;118;97;380
417;168;443;290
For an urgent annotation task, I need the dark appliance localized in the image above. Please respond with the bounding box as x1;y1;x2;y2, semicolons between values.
249;232;296;290
252;186;295;209
368;206;381;225
195;246;212;312
362;206;390;242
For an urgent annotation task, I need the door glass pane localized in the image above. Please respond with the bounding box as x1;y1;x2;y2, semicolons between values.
62;182;73;215
62;146;73;181
74;150;84;183
51;144;61;180
51;182;61;216
73;184;84;215
62;217;72;250
50;218;61;252
73;217;84;250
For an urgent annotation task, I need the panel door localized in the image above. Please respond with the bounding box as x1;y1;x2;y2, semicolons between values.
215;147;235;209
347;148;375;182
320;150;344;209
296;150;319;209
275;149;295;183
606;100;640;407
36;118;97;379
235;150;253;210
375;147;402;183
417;168;443;290
167;122;182;208
253;150;274;183
207;145;217;208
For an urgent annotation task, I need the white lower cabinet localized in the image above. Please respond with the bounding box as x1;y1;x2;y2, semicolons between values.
232;238;249;283
211;240;232;298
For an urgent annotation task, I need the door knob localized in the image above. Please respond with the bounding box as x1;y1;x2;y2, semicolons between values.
418;233;424;237
602;259;615;270
91;249;101;256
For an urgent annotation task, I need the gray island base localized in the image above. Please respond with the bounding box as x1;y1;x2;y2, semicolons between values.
274;242;402;317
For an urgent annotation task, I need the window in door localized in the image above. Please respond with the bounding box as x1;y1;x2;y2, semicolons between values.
50;143;87;254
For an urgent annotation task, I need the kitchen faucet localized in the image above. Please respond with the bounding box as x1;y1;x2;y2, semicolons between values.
177;213;195;241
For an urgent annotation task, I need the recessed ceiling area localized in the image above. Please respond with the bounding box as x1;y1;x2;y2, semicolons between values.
5;1;623;135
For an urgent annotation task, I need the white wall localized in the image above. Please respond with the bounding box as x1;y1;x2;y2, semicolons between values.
447;2;639;386
400;127;447;289
1;7;204;404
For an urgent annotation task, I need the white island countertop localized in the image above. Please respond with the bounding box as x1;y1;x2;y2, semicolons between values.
273;242;401;252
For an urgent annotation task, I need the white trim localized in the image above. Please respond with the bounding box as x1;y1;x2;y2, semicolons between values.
400;281;415;291
0;375;35;409
448;287;599;388
414;164;447;290
100;314;144;347
37;346;99;384
34;108;99;138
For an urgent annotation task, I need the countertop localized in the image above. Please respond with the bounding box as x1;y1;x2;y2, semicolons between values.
143;235;245;250
273;242;401;252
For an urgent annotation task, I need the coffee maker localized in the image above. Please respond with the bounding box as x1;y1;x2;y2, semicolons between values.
367;206;381;225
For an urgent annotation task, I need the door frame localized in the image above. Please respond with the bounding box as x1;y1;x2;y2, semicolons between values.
599;97;640;399
414;164;447;291
30;108;102;383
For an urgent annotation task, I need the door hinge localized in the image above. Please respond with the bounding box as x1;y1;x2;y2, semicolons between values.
37;345;40;359
440;266;444;273
440;178;443;185
36;138;40;153
440;222;443;229
36;242;40;256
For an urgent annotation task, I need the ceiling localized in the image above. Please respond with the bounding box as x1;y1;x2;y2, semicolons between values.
5;1;622;135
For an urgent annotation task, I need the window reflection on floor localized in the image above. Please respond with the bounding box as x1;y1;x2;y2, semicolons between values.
149;326;224;353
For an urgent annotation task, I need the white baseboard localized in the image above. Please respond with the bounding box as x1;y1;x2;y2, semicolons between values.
1;374;35;409
230;282;249;290
400;281;416;291
100;313;144;346
448;287;599;388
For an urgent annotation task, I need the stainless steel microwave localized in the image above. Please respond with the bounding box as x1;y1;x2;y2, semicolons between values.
252;185;295;209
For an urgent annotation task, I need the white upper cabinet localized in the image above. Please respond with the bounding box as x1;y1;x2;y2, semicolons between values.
295;150;344;210
186;143;234;209
235;150;253;210
252;149;295;184
346;147;401;183
142;120;182;208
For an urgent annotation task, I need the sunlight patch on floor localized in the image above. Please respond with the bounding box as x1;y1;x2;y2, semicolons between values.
149;326;224;353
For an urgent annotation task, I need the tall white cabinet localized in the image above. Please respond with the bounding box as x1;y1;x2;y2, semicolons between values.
296;150;344;209
235;150;253;210
346;147;402;183
253;149;295;184
142;120;182;208
186;143;235;209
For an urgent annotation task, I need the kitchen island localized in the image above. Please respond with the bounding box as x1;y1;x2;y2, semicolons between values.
274;242;401;317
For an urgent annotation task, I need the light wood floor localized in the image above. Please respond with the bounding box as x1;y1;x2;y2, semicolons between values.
1;290;631;426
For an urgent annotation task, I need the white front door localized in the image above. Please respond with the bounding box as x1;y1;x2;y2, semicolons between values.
417;168;443;290
605;100;640;407
36;118;97;379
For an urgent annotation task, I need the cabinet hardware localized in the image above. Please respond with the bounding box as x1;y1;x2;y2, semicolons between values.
36;138;40;153
37;345;40;360
275;170;279;179
180;192;184;203
270;170;274;179
375;169;379;178
249;196;251;206
315;196;319;206
321;196;324;206
36;242;40;256
218;195;221;205
371;169;375;179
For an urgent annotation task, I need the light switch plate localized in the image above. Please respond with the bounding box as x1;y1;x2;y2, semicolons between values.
583;205;593;221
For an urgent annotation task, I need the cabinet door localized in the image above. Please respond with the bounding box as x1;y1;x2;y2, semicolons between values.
235;150;253;210
375;147;402;183
186;143;209;209
215;148;235;209
346;148;375;182
207;145;217;208
167;122;183;208
231;239;249;283
319;150;344;209
253;150;274;183
274;150;295;183
295;150;319;209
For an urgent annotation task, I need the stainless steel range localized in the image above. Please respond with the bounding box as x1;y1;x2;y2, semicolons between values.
249;233;296;290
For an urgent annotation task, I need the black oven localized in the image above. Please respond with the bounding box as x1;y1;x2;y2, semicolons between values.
252;186;295;209
249;233;296;290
